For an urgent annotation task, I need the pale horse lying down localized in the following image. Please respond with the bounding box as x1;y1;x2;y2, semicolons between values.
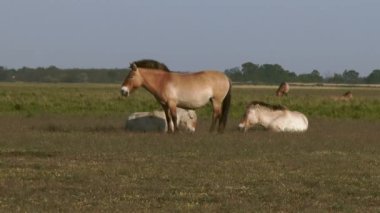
125;108;197;132
238;101;308;132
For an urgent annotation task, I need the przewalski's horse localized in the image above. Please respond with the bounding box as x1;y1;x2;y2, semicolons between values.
121;59;231;133
276;82;290;97
331;91;353;101
238;101;308;132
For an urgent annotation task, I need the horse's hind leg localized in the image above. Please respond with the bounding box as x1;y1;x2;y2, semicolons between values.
209;101;221;132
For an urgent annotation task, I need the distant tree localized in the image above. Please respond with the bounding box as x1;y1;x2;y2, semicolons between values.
366;69;380;84
224;67;243;82
327;73;344;83
241;62;259;82
297;69;323;83
258;64;295;84
342;69;360;83
0;67;9;81
226;62;297;83
311;69;322;78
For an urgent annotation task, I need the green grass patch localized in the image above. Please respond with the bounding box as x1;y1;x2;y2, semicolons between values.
1;83;380;119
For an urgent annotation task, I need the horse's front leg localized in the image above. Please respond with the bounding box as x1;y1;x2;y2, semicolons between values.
168;102;178;133
162;105;174;133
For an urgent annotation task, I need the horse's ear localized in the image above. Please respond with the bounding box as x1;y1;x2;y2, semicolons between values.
130;63;138;71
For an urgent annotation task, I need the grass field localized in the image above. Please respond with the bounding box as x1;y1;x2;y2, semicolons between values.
1;83;380;211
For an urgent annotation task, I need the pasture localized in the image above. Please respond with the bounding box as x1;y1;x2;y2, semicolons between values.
1;82;380;211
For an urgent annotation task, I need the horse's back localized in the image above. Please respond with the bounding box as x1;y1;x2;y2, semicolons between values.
286;111;308;132
177;70;229;87
272;111;308;132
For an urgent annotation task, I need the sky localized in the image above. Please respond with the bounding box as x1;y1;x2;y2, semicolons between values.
1;0;380;76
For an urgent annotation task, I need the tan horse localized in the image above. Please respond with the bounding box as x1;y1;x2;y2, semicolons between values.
121;59;231;133
331;91;353;101
276;82;289;97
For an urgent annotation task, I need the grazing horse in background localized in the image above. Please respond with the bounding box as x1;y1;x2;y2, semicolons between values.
331;91;353;101
121;59;231;133
276;82;290;97
341;91;353;100
238;101;308;132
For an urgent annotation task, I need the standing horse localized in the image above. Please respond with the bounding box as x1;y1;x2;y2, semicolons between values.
121;59;231;133
276;82;290;97
238;101;308;132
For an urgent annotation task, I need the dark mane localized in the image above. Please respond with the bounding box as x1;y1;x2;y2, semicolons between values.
343;91;352;96
130;59;170;72
248;101;287;111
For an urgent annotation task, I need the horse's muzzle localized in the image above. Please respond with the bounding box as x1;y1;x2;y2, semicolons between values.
238;123;248;132
121;90;129;97
120;86;129;97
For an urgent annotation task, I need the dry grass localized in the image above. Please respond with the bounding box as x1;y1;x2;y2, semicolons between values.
1;83;380;211
1;115;380;212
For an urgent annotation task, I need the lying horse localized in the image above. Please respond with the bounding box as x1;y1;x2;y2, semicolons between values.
238;101;308;132
276;82;289;97
121;59;231;133
126;108;197;132
331;91;353;101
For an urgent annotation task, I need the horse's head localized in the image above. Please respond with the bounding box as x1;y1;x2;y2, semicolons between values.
178;109;197;133
276;82;289;97
343;91;353;99
121;63;143;97
238;106;259;132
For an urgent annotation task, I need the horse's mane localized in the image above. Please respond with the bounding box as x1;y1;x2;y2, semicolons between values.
343;91;352;97
131;59;170;72
248;101;287;111
279;82;287;87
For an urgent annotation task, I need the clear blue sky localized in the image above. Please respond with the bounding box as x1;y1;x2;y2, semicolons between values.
1;0;379;76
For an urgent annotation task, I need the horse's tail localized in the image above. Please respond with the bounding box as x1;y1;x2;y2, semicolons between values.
219;80;232;133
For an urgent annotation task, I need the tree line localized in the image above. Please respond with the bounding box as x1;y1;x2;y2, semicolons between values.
225;62;380;84
0;66;127;83
1;63;380;84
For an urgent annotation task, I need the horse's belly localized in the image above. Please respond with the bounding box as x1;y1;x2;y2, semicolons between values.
177;98;209;108
177;90;212;109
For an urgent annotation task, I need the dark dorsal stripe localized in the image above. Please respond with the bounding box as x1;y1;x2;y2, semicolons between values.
131;59;170;72
248;101;287;111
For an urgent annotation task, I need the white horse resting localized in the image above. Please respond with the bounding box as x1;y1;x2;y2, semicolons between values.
238;101;308;132
126;108;197;132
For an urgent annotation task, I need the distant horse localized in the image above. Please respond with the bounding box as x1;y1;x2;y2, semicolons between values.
331;91;353;101
276;82;290;97
121;59;231;133
126;108;197;132
238;101;308;132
